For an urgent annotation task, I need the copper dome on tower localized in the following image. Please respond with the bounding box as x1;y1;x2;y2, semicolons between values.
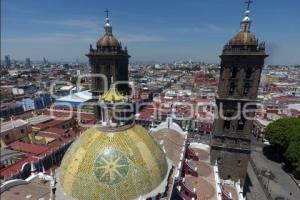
97;35;120;48
229;31;257;46
96;12;121;49
227;8;258;46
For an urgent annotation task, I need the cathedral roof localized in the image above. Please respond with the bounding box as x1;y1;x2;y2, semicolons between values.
59;124;169;200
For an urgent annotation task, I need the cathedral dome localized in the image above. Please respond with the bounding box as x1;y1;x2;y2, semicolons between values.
227;8;259;47
96;16;121;49
59;124;169;200
97;35;120;48
229;31;258;46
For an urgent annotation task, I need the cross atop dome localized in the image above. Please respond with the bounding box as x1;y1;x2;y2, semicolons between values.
104;8;110;18
103;8;112;35
240;0;253;32
245;0;253;11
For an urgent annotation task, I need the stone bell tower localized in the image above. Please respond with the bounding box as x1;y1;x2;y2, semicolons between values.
87;9;130;121
210;1;268;185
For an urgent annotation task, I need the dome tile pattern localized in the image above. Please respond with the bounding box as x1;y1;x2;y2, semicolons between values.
59;124;168;200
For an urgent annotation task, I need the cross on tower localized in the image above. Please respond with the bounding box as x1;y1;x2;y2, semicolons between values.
245;0;253;10
104;8;110;18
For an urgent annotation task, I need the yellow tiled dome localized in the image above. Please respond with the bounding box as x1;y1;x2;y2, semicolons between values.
59;124;168;200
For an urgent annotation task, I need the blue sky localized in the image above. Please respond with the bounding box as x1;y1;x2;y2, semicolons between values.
1;0;300;64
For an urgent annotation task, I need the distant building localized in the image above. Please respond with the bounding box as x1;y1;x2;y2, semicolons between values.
55;90;92;107
13;92;53;112
34;92;53;110
0;119;32;147
12;84;37;95
4;55;11;67
0;102;24;120
16;98;35;112
43;57;47;65
25;58;31;68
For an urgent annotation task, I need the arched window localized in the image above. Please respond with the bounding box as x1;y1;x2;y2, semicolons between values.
231;67;237;78
223;113;232;130
237;160;242;166
5;135;10;140
237;117;245;130
243;83;250;95
245;68;252;79
106;65;112;76
229;82;235;95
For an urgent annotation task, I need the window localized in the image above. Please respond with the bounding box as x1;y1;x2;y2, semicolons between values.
21;129;25;134
224;119;231;130
243;83;250;95
237;160;242;166
245;68;252;79
5;135;10;140
237;118;245;130
106;65;112;76
223;113;232;130
217;157;222;164
231;67;237;78
229;82;235;95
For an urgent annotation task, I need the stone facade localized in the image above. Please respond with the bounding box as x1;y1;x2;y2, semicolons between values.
210;8;268;185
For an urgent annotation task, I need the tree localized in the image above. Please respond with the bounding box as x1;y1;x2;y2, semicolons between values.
295;161;300;178
266;117;300;176
285;140;300;165
266;117;300;150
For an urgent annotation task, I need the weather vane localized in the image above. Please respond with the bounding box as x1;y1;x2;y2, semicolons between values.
245;0;253;10
104;8;110;18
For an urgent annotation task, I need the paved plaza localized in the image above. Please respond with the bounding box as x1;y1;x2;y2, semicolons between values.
250;137;300;200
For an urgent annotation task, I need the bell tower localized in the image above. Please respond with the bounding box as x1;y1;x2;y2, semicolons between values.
210;1;268;185
87;9;130;121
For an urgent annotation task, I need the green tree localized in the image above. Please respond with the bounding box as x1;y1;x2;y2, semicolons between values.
285;140;300;165
266;119;288;150
266;117;300;176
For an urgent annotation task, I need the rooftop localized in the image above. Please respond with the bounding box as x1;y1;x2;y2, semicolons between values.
0;119;28;133
1;175;51;200
0;148;26;163
26;115;53;125
55;90;92;103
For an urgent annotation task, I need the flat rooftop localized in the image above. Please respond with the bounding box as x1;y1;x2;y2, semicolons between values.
0;119;28;133
1;177;50;200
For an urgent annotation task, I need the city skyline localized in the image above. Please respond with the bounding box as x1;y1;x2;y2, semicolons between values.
2;0;300;65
